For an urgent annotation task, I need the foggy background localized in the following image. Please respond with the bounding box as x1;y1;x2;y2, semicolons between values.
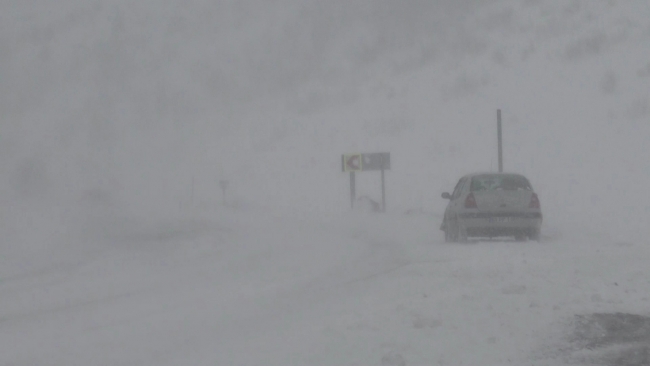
2;1;650;365
2;0;649;265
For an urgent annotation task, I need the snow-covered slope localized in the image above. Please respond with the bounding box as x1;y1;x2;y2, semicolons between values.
1;0;650;364
225;0;650;241
2;1;649;226
2;209;649;365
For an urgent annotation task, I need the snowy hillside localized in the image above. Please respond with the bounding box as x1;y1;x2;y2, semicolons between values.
2;209;650;365
2;0;649;224
226;0;650;240
1;0;650;365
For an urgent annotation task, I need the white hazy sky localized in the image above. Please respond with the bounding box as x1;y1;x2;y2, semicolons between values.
2;2;650;365
1;0;649;231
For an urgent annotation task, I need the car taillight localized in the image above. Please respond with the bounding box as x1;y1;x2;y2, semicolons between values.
529;193;540;209
465;193;478;208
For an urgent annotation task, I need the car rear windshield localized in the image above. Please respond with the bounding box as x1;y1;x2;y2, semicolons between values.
470;175;532;191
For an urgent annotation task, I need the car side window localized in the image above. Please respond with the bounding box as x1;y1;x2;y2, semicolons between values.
460;178;470;195
451;178;465;199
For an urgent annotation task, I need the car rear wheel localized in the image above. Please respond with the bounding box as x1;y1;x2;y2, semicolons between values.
444;227;454;242
454;219;468;243
529;229;540;242
444;221;457;243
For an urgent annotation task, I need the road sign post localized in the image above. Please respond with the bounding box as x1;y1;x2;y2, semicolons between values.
342;152;390;212
350;172;356;209
219;180;229;205
380;152;387;212
343;154;362;209
381;168;386;212
190;176;195;207
497;109;503;172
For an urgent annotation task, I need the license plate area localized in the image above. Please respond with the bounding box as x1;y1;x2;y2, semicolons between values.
488;216;518;223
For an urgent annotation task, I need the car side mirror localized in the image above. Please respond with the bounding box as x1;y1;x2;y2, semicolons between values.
441;192;451;200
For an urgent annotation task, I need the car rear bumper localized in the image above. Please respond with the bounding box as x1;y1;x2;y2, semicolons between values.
458;212;542;237
459;212;542;220
464;226;540;238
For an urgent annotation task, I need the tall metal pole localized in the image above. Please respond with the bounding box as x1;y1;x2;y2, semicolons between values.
381;168;386;212
219;180;229;206
191;176;195;206
350;171;356;209
497;109;503;172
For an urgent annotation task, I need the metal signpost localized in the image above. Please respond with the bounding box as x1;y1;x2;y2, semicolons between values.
497;109;503;172
219;180;229;205
342;152;390;212
342;154;361;209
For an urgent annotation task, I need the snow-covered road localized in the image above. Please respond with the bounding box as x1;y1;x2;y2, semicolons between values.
1;208;649;365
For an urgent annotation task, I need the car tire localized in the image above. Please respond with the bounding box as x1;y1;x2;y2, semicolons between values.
444;227;453;243
514;234;527;242
455;219;468;243
444;221;457;243
529;229;541;242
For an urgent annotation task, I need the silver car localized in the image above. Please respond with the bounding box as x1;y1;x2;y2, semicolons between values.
440;173;542;242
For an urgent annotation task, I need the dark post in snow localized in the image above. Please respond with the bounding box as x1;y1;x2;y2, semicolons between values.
191;176;195;206
380;154;387;212
350;172;356;209
219;180;229;206
381;169;386;212
497;109;503;173
342;152;389;212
